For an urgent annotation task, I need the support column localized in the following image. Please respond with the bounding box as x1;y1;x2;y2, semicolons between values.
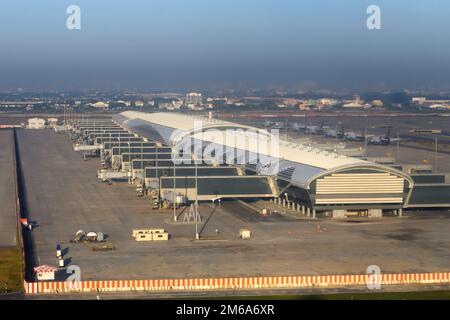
306;207;310;217
398;208;403;217
368;209;383;218
312;209;316;219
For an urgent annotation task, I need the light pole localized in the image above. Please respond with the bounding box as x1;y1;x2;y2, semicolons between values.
192;154;200;240
285;118;288;141
435;135;438;173
156;145;161;209
173;150;177;222
335;122;341;152
195;157;199;240
364;127;368;151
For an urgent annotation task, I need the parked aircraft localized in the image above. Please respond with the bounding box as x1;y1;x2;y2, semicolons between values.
324;124;344;138
344;128;365;141
305;120;325;135
366;127;398;145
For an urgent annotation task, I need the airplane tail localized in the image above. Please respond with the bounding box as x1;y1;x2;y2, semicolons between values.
319;120;324;129
385;127;391;140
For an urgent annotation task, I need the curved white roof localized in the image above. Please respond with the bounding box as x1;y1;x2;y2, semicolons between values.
118;111;367;171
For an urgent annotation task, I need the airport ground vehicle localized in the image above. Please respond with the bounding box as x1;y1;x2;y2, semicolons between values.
151;195;159;209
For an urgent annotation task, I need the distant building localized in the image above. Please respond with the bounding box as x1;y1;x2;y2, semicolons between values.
412;97;427;104
47;118;58;128
0;101;43;108
27;118;46;129
298;103;311;111
278;98;301;107
429;104;450;110
207;97;228;103
158;102;172;110
135;101;145;107
412;97;450;109
159;100;183;110
90;101;109;109
371;100;384;107
343;102;364;108
185;92;202;106
173;100;183;109
343;96;364;108
116;100;131;107
226;98;243;105
317;98;338;106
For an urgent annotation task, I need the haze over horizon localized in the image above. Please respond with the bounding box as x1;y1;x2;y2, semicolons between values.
1;0;450;92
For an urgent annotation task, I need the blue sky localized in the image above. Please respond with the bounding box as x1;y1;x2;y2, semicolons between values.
1;0;449;91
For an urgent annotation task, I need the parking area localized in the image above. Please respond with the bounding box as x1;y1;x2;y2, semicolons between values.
16;129;450;281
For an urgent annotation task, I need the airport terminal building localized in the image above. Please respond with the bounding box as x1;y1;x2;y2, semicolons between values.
112;111;415;218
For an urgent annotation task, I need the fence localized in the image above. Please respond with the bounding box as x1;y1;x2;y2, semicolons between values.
24;272;450;294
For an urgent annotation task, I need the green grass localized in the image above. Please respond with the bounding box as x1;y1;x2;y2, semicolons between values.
0;247;24;293
211;290;450;300
311;290;450;300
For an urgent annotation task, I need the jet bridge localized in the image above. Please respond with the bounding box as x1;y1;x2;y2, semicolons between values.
159;176;278;201
406;174;450;208
73;143;101;151
144;166;241;188
131;159;196;180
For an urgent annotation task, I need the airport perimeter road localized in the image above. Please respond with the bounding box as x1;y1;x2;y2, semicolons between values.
24;284;450;300
15;129;450;282
0;129;17;247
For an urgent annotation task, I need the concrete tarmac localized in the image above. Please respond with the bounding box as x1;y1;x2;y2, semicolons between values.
15;129;450;282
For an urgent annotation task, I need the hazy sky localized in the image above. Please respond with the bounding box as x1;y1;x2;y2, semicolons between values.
1;0;450;91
